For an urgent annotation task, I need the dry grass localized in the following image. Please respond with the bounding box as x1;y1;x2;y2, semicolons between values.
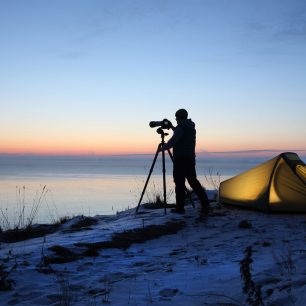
203;168;221;191
0;185;48;231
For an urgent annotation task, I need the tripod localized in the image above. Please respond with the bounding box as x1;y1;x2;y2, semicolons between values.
136;127;194;214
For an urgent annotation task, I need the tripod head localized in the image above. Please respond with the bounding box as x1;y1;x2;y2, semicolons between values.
156;127;168;137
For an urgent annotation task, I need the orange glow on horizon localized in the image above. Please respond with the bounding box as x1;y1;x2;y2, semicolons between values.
1;136;306;157
1;146;306;158
0;146;155;156
0;133;158;156
0;142;158;156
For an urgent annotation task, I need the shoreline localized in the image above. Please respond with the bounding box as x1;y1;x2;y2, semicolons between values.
1;201;306;305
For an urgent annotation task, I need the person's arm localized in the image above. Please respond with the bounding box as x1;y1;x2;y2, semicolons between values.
160;126;184;151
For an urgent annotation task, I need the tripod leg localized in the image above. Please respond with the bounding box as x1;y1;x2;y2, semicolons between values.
136;144;161;213
167;149;174;162
166;149;195;208
162;148;167;214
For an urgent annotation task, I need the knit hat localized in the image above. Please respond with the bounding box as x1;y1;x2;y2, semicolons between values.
175;109;188;119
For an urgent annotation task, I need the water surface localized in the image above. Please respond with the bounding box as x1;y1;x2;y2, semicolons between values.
1;153;303;226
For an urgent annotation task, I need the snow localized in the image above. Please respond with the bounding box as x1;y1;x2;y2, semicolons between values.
1;198;306;305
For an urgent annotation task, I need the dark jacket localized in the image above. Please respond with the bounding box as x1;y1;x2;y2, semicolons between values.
163;119;196;158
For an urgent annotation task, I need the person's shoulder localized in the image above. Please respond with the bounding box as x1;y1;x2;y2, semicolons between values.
180;119;195;129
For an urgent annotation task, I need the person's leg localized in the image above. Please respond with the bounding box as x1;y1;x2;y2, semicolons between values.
173;157;186;212
185;158;210;210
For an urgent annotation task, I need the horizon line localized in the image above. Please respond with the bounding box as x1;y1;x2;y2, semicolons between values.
207;149;306;154
1;148;306;158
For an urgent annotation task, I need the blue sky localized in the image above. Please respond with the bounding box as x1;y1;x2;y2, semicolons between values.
0;0;305;155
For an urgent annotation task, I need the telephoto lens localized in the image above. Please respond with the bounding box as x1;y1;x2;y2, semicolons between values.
149;119;170;128
149;121;163;128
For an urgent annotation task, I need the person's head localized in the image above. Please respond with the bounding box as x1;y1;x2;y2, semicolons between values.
175;109;188;122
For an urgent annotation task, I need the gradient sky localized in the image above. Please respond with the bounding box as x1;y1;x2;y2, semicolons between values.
1;0;305;155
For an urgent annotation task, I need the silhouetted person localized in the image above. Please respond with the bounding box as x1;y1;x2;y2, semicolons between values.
160;109;210;214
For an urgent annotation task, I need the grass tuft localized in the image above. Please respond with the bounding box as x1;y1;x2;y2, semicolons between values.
0;185;48;231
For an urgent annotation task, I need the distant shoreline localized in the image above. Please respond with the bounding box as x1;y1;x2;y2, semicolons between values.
1;149;305;159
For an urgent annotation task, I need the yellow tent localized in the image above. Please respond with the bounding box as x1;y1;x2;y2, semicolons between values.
219;152;306;212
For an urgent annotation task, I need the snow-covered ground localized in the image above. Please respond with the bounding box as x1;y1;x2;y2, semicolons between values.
1;198;306;306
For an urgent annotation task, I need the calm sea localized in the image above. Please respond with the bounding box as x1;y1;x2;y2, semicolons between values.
0;153;304;226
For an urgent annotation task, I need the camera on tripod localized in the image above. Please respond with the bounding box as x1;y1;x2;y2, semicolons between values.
136;116;194;214
137;118;173;214
149;119;172;129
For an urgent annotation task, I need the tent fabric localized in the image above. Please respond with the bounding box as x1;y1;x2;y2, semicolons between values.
219;152;306;212
296;165;306;184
